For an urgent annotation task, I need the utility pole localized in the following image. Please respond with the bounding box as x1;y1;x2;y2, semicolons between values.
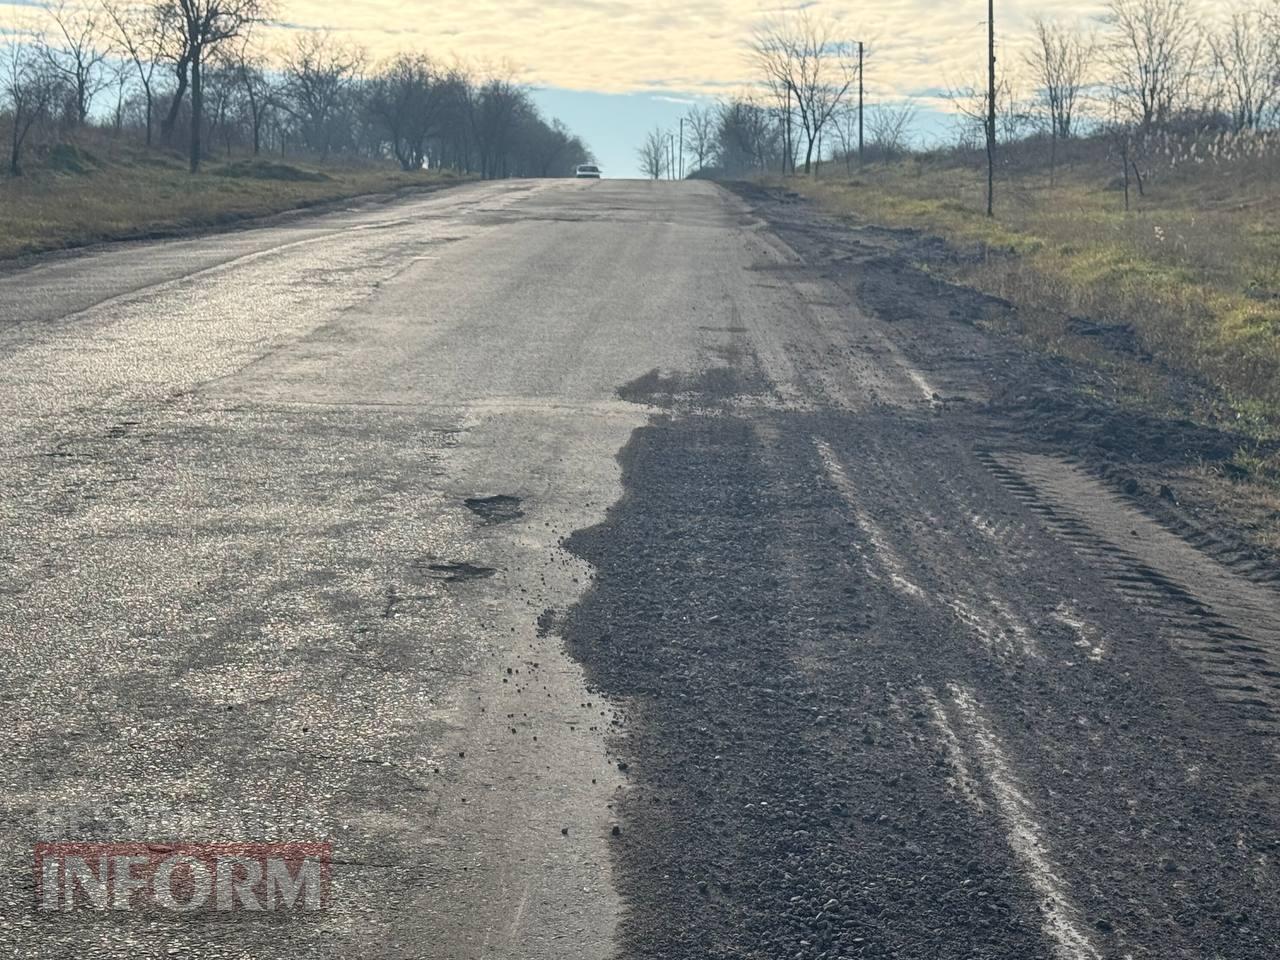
679;117;685;179
986;0;996;217
858;40;864;164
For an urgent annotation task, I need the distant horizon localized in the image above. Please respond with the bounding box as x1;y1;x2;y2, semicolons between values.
529;88;956;179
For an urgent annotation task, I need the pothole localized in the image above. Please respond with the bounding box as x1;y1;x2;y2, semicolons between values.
464;494;524;524
425;562;497;582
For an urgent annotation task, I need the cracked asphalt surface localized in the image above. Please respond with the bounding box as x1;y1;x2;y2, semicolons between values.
2;178;1279;958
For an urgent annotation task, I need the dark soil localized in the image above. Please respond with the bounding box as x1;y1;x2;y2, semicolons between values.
730;182;1280;577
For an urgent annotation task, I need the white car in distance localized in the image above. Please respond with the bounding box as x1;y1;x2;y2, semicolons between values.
575;164;602;179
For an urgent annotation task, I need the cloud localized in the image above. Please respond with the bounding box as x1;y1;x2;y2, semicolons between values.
0;0;1228;107
249;0;1226;99
243;1;1038;96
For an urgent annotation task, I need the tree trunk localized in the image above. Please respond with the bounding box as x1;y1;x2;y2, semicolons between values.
1122;139;1131;212
9;112;22;176
1049;129;1057;188
162;57;190;143
244;80;261;156
783;88;792;174
190;49;203;174
144;88;153;147
223;95;232;157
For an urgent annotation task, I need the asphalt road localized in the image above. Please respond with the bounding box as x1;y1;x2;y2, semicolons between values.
2;179;1279;959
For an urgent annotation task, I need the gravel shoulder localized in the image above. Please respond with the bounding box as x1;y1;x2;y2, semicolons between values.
559;184;1280;959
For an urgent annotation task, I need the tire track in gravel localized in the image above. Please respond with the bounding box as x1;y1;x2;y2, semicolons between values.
813;418;1280;959
565;368;1280;957
928;684;1104;960
562;383;1055;959
980;451;1280;745
560;184;1280;959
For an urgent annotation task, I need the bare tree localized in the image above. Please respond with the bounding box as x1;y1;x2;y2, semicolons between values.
1026;17;1094;140
519;117;587;177
204;45;242;155
429;66;472;170
865;101;917;162
947;73;1023;147
158;0;272;171
103;1;172;146
683;104;715;173
831;96;858;170
1104;0;1203;131
1025;17;1094;183
467;73;526;179
0;23;591;177
38;0;111;125
714;96;780;173
280;32;363;160
986;0;996;216
752;11;858;174
156;3;190;144
105;56;131;134
229;38;274;155
3;43;58;174
750;22;797;172
367;53;443;170
1209;6;1279;131
637;127;666;179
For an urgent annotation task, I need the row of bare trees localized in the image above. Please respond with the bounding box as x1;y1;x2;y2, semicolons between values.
637;94;919;181
952;0;1280;157
750;11;860;175
639;11;916;179
936;0;1280;204
644;1;1280;183
1;1;591;178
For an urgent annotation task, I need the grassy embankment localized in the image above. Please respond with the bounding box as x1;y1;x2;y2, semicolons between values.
0;140;466;260
792;144;1280;481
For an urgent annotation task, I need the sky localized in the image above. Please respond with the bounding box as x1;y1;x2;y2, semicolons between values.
3;0;1230;177
262;0;1117;174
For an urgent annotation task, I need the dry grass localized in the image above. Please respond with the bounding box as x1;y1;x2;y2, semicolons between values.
1186;461;1280;554
790;141;1280;558
792;143;1280;485
0;139;465;260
